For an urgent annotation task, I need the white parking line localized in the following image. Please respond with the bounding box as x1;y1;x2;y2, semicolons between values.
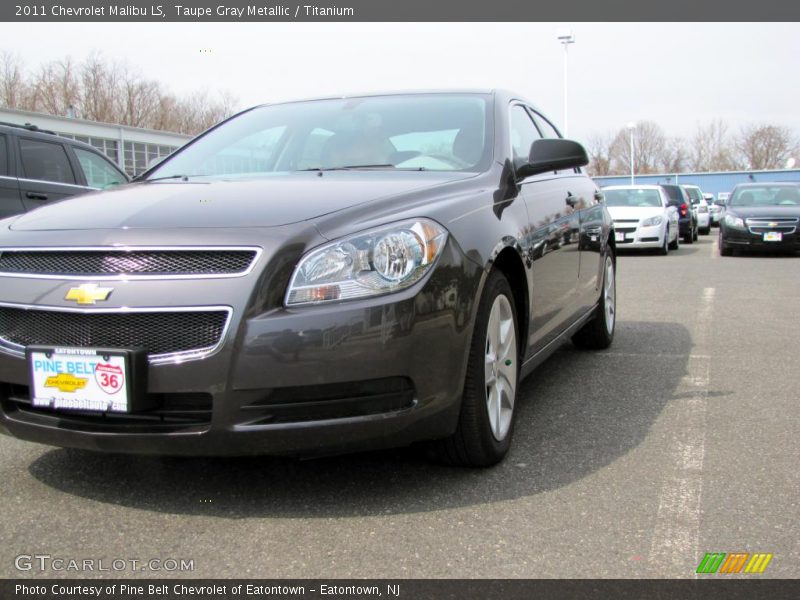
648;287;714;577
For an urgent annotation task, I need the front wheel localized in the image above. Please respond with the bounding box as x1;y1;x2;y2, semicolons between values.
659;227;669;255
429;270;519;467
719;234;733;256
572;250;616;350
668;227;679;250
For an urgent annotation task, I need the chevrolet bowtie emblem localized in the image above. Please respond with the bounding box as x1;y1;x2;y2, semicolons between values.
65;284;114;305
769;222;778;227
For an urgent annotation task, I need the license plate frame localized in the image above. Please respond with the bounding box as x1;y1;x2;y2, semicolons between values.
27;346;148;413
615;231;625;242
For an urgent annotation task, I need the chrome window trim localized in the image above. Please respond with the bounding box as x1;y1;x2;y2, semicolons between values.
0;246;263;280
0;302;233;366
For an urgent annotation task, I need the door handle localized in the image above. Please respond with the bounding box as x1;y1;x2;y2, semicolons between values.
26;192;49;200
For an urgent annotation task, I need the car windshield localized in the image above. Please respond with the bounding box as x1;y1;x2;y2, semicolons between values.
604;189;663;208
730;186;800;206
147;94;491;179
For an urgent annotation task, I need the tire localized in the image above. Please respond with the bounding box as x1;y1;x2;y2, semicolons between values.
668;228;679;251
429;270;519;467
693;224;699;241
659;228;669;255
683;227;693;244
572;250;616;350
700;226;711;235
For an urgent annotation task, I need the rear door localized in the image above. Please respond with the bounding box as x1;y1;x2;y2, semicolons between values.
16;136;92;211
0;132;25;218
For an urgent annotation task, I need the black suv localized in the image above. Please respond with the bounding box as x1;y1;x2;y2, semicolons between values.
0;122;128;219
661;184;697;244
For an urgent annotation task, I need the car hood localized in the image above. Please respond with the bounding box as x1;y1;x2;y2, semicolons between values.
8;171;475;232
606;206;664;220
725;205;800;219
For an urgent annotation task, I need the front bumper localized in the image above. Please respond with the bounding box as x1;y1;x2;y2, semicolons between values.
721;227;800;251
0;239;481;457
614;223;665;248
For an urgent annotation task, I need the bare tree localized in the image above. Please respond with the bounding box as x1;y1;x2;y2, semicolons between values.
0;52;27;108
0;53;237;135
687;119;737;172
585;132;614;176
30;58;81;116
610;120;666;175
735;124;798;170
658;137;688;174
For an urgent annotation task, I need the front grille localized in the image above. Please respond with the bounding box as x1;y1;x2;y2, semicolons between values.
239;377;416;424
615;227;637;234
614;219;639;224
746;217;798;235
0;307;229;359
0;248;258;277
2;382;212;432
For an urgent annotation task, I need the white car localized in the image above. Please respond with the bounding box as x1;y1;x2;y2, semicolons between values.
682;185;711;234
705;193;723;226
602;185;680;254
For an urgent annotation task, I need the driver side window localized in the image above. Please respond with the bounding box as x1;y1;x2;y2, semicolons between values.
509;105;542;167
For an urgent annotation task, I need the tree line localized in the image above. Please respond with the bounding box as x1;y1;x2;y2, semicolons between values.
1;52;797;171
586;119;798;177
0;52;236;135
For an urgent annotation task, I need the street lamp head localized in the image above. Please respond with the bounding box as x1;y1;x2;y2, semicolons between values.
556;28;575;44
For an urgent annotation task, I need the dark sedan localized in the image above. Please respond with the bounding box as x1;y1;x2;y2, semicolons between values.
719;183;800;256
0;90;615;466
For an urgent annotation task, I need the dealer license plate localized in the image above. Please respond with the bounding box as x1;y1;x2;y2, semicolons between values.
28;347;131;413
615;232;625;242
763;231;782;242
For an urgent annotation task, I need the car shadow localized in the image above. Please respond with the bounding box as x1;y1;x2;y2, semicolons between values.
28;321;695;519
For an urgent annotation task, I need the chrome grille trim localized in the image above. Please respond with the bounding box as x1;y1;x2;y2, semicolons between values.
745;218;798;235
0;302;233;366
0;246;262;280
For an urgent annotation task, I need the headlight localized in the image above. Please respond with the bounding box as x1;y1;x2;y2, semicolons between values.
724;214;745;229
285;218;448;306
641;215;663;227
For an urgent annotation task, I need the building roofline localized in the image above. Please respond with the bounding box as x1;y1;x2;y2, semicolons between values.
0;106;192;139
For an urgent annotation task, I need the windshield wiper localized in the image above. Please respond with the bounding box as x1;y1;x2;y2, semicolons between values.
142;174;194;183
299;164;397;172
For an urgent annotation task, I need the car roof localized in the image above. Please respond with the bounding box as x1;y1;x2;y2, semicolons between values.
0;121;105;155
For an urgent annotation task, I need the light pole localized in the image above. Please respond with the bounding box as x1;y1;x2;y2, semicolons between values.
627;121;636;185
557;28;575;137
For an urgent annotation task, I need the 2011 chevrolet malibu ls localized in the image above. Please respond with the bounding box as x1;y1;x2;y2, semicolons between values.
0;90;616;466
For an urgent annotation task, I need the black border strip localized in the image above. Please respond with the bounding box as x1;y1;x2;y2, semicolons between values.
2;0;799;22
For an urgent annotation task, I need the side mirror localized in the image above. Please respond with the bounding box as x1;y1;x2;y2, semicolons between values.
516;138;589;179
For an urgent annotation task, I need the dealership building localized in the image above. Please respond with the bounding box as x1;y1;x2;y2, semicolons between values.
0;107;191;177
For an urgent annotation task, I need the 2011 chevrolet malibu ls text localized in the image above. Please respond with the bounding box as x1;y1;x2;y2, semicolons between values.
0;91;615;466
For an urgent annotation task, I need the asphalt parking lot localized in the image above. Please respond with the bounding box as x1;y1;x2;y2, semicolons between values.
1;233;798;579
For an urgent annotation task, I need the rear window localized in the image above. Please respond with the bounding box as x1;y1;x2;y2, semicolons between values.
684;187;702;203
19;138;76;184
661;185;685;205
604;188;663;208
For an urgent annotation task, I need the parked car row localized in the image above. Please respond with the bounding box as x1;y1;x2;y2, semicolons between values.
599;182;705;254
